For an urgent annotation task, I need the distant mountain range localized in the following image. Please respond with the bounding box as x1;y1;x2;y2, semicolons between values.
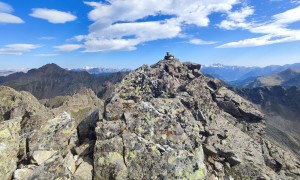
0;66;130;77
244;68;300;88
70;66;131;76
0;64;127;99
202;63;300;86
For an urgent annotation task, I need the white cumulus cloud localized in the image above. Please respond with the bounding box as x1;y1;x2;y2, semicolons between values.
0;44;41;55
30;8;77;24
54;44;82;52
82;19;182;52
77;0;240;52
0;1;24;24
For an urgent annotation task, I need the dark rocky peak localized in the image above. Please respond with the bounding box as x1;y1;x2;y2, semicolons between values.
40;63;62;70
28;63;65;74
0;63;107;99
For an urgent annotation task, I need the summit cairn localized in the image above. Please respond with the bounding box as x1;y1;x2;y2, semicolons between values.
164;52;175;60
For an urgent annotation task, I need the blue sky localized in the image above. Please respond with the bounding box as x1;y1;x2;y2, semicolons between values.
0;0;300;69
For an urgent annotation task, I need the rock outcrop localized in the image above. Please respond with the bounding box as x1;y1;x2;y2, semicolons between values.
94;54;300;179
44;88;104;143
14;112;94;180
94;57;207;179
0;86;103;180
0;86;51;126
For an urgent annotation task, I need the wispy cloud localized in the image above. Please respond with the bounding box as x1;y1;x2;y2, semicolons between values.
34;53;59;57
40;36;56;40
218;6;300;48
0;44;40;55
189;39;216;45
54;44;82;52
0;1;13;12
30;8;77;24
218;6;254;30
0;1;24;24
291;0;300;4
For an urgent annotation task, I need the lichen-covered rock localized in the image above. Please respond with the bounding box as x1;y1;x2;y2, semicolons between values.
29;112;77;156
0;86;53;169
0;118;21;179
73;160;93;180
94;54;300;179
32;150;57;165
27;153;72;180
13;165;37;180
48;88;103;143
0;87;100;180
15;111;95;180
0;86;51;131
94;57;209;179
64;151;76;174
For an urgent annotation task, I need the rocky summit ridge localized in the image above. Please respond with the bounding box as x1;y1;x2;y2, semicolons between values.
95;53;300;179
0;53;299;180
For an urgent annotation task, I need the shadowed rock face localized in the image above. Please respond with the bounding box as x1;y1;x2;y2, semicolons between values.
94;54;300;179
236;86;300;158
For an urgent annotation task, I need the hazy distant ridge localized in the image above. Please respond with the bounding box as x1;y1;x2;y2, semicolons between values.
202;63;300;85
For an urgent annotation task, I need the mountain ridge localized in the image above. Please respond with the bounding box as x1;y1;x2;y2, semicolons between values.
0;63;127;99
0;54;299;179
202;62;300;85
